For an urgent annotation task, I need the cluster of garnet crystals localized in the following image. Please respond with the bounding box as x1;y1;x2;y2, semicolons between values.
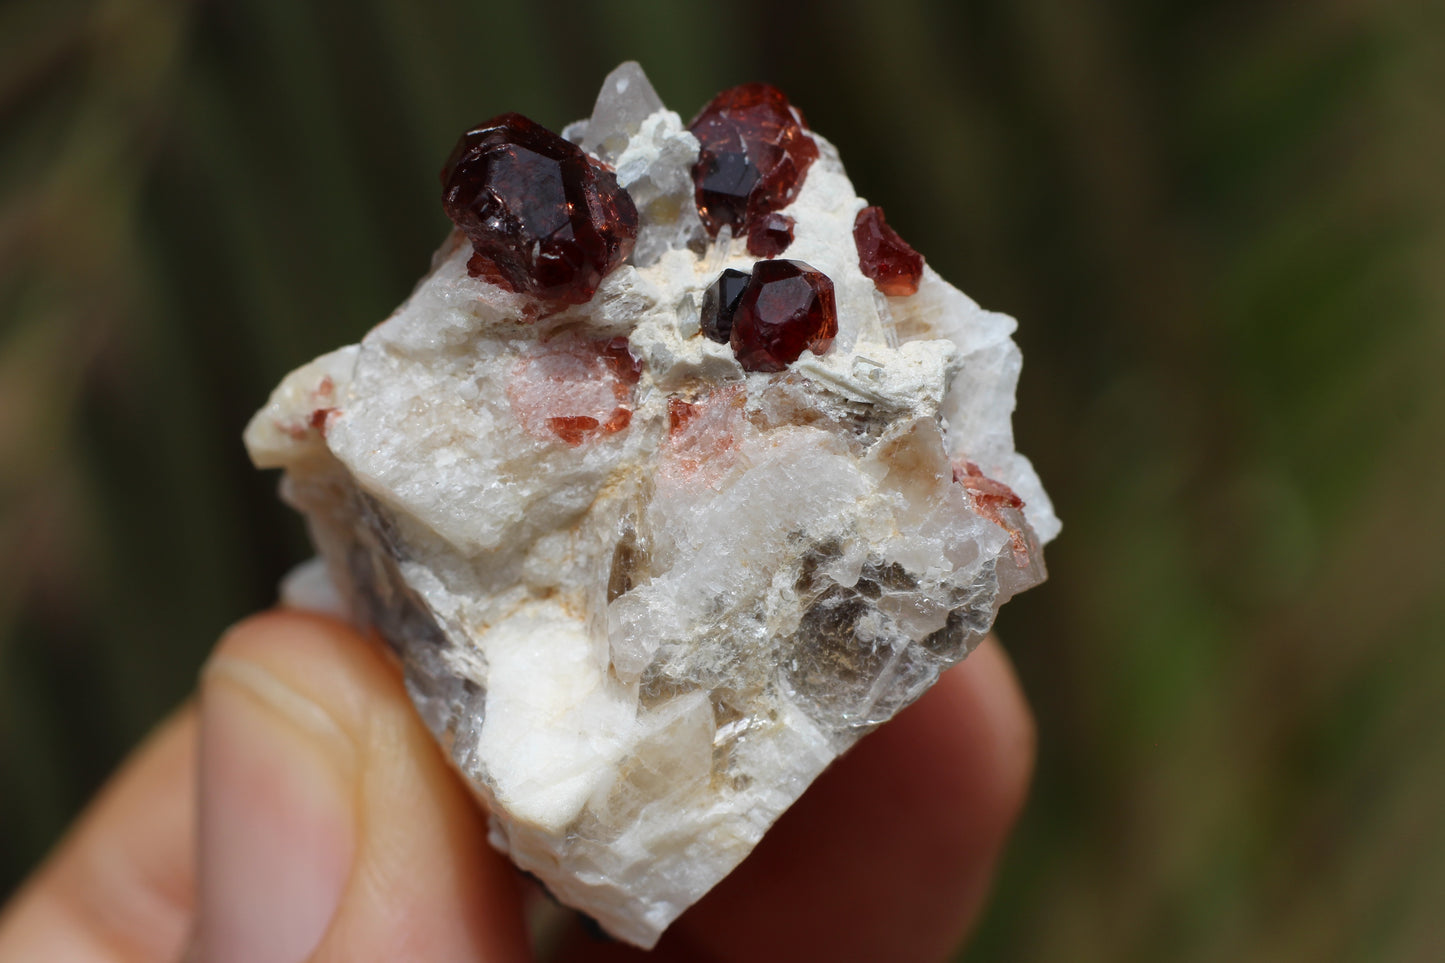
687;83;817;259
439;83;923;349
703;260;837;372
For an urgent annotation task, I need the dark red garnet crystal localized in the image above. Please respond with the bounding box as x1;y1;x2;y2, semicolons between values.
441;113;639;305
730;260;837;372
689;84;818;251
701;268;750;343
746;212;795;258
854;205;924;296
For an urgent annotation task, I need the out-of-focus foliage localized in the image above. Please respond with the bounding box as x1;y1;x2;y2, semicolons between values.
2;0;1441;958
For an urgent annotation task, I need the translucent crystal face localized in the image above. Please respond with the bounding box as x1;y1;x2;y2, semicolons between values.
854;204;925;297
728;259;838;372
689;83;819;249
441;112;639;304
246;61;1058;950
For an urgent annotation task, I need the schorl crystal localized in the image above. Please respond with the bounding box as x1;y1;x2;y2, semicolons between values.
701;267;751;344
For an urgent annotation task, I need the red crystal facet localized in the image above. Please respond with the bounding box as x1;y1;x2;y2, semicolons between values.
729;260;837;372
661;385;745;483
952;459;1029;560
507;337;642;446
746;212;795;258
854;205;924;297
441;113;638;305
688;84;818;247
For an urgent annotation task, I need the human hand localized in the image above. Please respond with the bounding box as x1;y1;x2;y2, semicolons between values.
0;611;1033;962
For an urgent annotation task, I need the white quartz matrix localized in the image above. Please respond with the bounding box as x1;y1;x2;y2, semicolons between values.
246;62;1059;948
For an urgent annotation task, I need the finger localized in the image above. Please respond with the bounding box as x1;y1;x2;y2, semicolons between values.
0;706;197;963
190;610;531;963
561;636;1035;963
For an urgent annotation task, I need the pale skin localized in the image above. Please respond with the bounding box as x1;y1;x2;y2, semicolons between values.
0;611;1035;962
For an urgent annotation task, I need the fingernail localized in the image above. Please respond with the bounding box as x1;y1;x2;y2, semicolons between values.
195;656;357;963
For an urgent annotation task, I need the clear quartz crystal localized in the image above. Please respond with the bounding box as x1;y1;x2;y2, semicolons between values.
246;63;1058;949
569;61;666;164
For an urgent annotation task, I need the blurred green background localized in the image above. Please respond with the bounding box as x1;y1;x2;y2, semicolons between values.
3;0;1443;959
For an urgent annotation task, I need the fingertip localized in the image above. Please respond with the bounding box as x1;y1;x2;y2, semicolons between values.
212;611;399;719
196;615;364;963
911;637;1036;845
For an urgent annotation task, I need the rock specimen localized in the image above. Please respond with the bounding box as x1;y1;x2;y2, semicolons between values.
245;61;1059;949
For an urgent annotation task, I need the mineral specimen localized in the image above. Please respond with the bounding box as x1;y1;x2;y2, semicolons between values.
246;61;1058;949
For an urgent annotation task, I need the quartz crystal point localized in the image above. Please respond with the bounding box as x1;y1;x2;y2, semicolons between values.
245;61;1059;949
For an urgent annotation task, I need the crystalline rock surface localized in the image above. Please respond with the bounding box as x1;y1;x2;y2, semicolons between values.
245;62;1059;949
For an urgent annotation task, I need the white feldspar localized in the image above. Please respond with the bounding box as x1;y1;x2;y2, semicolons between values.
246;61;1058;948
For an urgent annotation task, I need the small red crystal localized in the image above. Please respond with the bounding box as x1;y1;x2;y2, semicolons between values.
746;212;795;258
661;385;745;483
689;84;818;241
730;259;837;372
599;336;644;384
953;459;1029;560
547;415;601;445
441;113;638;305
668;397;701;433
308;407;337;433
507;337;642;446
854;205;924;297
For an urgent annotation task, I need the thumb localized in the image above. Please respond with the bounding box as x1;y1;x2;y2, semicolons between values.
190;610;530;963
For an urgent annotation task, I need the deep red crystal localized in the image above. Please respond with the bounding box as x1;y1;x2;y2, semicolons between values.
746;212;795;258
854;205;924;296
729;260;837;372
441;113;638;305
688;84;818;240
